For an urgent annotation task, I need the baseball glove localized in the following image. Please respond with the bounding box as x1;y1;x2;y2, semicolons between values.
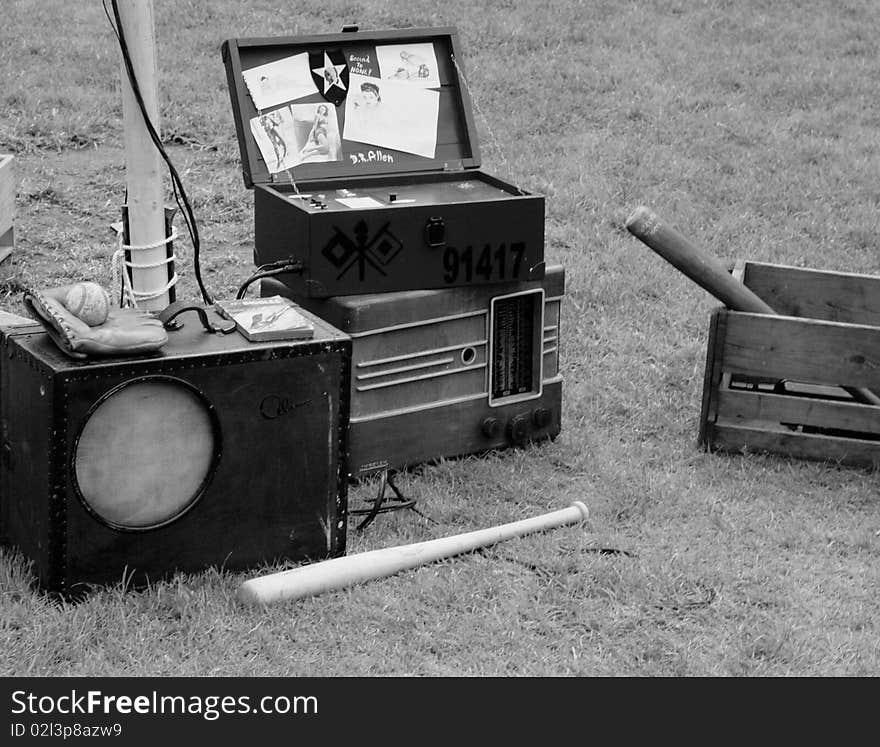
23;285;168;359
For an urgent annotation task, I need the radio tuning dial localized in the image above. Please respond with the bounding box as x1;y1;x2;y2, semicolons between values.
480;416;501;439
508;414;530;445
532;407;552;429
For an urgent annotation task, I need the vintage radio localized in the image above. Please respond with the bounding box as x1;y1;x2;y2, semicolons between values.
222;26;546;298
0;307;351;594
263;264;564;477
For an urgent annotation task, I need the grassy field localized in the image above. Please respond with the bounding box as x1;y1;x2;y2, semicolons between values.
1;0;879;676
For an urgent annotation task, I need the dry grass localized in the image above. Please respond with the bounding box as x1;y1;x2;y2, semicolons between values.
1;0;879;677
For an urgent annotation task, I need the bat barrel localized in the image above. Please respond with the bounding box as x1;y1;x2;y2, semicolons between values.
237;501;589;605
625;205;775;315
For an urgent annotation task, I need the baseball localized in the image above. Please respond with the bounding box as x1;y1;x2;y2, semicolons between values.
64;282;111;326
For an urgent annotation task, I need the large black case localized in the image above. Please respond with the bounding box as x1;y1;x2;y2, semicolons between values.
222;26;546;298
0;310;351;594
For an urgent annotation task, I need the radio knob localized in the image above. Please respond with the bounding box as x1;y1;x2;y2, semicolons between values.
481;417;501;439
532;407;552;429
508;414;530;445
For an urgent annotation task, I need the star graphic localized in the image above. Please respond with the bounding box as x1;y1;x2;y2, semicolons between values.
312;52;346;94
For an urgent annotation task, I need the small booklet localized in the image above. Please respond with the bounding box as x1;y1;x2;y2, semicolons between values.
217;296;315;342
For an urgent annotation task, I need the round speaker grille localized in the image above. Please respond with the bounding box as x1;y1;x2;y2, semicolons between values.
73;377;219;530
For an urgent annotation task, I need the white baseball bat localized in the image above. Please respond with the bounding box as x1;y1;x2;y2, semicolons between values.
237;501;589;605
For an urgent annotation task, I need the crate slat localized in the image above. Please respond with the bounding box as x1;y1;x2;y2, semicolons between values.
708;422;880;469
721;312;880;391
742;261;880;326
715;387;880;435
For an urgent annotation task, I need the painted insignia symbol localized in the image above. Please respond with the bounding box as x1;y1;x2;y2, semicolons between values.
321;220;403;281
309;49;349;106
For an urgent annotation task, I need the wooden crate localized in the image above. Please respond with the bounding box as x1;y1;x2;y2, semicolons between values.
0;154;14;262
699;260;880;468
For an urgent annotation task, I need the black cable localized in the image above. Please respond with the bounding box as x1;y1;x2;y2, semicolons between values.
235;259;304;299
103;0;213;306
350;470;438;531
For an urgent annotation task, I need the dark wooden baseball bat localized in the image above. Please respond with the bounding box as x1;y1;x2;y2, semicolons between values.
625;205;880;406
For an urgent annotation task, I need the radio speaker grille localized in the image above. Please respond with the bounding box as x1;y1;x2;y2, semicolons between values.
73;377;218;531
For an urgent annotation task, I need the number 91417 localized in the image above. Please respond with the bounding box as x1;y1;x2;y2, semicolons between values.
442;242;526;284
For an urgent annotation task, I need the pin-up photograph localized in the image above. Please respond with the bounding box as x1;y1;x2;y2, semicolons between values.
241;52;314;109
343;73;439;158
376;42;440;87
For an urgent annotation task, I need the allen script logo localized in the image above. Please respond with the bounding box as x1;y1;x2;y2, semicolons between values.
260;394;311;420
321;220;403;282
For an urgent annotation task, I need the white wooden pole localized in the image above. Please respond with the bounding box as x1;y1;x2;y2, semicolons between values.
117;0;171;311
